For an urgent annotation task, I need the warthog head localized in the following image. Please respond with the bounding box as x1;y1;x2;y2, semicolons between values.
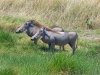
31;27;45;40
16;20;34;33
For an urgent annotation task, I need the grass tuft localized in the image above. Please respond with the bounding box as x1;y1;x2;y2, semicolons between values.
0;68;18;75
0;30;13;42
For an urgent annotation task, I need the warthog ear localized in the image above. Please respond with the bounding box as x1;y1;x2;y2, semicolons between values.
43;27;46;31
41;27;45;30
43;28;46;31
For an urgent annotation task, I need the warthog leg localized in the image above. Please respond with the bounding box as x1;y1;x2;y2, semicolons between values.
68;42;76;54
50;43;55;51
72;45;76;55
62;45;65;50
33;39;38;46
48;43;51;49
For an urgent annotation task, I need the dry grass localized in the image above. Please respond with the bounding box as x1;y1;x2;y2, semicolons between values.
0;0;100;30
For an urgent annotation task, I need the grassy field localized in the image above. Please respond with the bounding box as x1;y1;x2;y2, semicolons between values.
0;0;100;75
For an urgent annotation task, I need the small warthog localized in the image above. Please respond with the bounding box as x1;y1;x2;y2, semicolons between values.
31;27;78;54
16;20;64;47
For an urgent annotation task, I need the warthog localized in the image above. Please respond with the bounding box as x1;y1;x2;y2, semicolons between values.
16;20;64;47
31;27;78;54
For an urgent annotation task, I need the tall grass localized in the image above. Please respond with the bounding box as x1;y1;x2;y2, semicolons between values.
0;0;100;75
0;29;100;75
0;0;100;29
49;46;100;75
0;15;26;32
0;30;15;47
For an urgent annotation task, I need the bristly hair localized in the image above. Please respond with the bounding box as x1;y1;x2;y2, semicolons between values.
28;20;60;34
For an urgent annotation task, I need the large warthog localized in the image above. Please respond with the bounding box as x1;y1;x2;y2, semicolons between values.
31;27;78;54
16;20;64;47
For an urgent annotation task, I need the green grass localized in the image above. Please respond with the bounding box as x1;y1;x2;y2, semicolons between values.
0;15;27;32
0;29;100;75
0;30;15;47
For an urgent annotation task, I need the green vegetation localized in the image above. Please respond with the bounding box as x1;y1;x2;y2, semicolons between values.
0;0;100;75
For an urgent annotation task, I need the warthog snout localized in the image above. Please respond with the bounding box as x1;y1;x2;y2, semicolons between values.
31;37;36;41
16;31;19;33
16;29;22;33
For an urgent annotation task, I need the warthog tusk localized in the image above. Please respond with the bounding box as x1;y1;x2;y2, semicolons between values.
31;31;39;40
